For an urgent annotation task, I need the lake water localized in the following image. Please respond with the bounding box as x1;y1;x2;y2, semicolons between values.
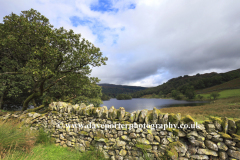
100;98;208;113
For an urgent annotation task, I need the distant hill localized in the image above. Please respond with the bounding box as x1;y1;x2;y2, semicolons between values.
131;68;240;98
97;83;147;98
196;77;240;94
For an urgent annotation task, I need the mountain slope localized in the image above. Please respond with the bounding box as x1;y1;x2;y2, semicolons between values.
196;77;240;94
131;68;240;98
98;84;147;98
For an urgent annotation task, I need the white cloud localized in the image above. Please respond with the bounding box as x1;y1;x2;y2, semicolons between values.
1;0;240;87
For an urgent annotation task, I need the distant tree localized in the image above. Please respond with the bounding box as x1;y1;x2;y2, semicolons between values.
101;94;110;101
210;92;220;100
158;91;163;96
171;90;184;100
116;94;132;100
197;94;204;100
185;87;196;99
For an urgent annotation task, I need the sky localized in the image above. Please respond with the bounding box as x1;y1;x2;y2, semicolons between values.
1;0;240;87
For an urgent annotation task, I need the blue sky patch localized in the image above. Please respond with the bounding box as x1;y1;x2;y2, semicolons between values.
90;0;118;13
128;3;136;9
70;16;92;27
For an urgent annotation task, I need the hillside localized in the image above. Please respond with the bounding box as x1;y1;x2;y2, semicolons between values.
97;83;147;98
131;68;240;98
196;77;240;94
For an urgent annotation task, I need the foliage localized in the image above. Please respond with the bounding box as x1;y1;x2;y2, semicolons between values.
101;93;111;101
98;84;146;98
184;86;196;99
171;90;184;100
0;8;107;110
210;92;220;100
116;94;132;100
196;77;240;94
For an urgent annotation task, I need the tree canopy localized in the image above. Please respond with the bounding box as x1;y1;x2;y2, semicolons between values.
0;9;108;111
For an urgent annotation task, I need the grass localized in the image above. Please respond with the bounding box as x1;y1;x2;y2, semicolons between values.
159;96;240;123
198;89;240;99
0;119;36;152
0;119;107;160
3;144;106;160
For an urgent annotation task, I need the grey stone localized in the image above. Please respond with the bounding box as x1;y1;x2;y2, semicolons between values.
227;149;240;159
205;140;218;151
217;142;228;151
219;151;228;160
197;148;218;156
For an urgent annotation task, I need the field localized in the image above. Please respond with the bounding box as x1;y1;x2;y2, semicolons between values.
197;89;240;99
160;96;240;123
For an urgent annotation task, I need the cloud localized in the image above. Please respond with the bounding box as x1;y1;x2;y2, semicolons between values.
1;0;240;87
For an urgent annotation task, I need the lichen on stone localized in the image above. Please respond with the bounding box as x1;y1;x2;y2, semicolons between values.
219;132;232;139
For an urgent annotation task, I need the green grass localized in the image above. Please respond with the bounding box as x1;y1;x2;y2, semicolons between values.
0;119;107;160
3;144;106;160
0;119;35;152
198;89;240;99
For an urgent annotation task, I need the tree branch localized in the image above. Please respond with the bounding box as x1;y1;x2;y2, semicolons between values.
44;76;66;92
0;72;23;76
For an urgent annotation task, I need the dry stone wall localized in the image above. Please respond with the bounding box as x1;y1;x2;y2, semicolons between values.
1;101;240;160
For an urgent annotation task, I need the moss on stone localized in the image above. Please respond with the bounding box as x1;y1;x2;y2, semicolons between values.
166;128;179;136
147;129;152;134
120;121;131;124
166;128;174;132
145;112;153;124
51;111;58;115
221;117;228;133
94;137;109;143
235;119;240;135
181;115;194;124
95;130;105;139
232;134;240;141
219;132;232;139
209;116;223;124
79;131;89;136
168;113;178;124
136;143;151;150
165;141;183;159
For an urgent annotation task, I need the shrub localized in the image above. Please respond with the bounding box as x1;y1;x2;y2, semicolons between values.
210;92;220;100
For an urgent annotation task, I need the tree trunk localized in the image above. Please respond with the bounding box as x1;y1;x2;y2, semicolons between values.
28;104;45;112
22;92;41;111
22;80;46;111
0;89;7;110
0;94;4;110
32;98;37;108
